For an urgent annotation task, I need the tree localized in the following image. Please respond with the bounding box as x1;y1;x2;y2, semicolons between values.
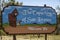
10;0;15;5
19;2;23;6
58;14;60;24
9;0;23;6
16;1;19;5
56;6;60;35
56;6;60;24
56;6;60;11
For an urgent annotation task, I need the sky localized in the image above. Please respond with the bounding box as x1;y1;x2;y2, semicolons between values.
3;0;60;14
5;0;60;8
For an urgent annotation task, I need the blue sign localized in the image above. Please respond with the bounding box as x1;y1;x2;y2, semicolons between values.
2;6;57;26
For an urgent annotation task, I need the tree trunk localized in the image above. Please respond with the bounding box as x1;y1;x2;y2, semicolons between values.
0;11;2;29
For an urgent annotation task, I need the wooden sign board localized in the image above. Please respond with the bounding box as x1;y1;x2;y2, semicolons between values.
2;5;57;34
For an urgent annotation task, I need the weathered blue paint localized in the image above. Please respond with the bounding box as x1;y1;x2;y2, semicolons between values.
2;6;57;25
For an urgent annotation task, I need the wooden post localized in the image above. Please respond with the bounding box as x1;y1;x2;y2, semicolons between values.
38;34;40;38
13;35;16;40
45;34;47;40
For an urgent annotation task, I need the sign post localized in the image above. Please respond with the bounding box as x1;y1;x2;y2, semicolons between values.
45;34;47;40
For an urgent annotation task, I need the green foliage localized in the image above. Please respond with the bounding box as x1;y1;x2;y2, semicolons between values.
16;2;19;5
59;14;60;19
21;24;56;27
3;23;9;27
10;0;15;2
58;14;60;24
56;6;60;24
0;30;7;35
59;15;60;23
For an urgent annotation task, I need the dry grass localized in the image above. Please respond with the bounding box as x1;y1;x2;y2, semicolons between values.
16;34;60;40
0;34;60;40
47;35;60;40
